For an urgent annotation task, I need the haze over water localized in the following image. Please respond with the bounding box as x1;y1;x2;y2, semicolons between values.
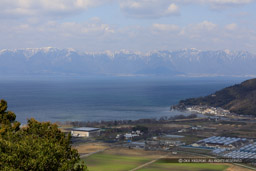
0;77;244;124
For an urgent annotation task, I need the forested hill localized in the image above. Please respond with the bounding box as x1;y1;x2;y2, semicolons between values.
177;78;256;116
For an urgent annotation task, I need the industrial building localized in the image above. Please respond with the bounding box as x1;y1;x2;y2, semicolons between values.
194;136;248;149
195;136;256;160
71;127;100;137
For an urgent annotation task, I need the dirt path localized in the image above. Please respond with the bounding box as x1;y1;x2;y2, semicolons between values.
231;163;256;171
129;156;166;171
80;148;110;158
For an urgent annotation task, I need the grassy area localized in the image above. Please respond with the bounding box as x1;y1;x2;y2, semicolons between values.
81;148;233;171
83;153;151;171
138;160;229;171
82;148;160;171
74;143;108;154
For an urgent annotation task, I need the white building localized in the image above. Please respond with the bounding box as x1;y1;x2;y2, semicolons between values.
71;127;100;137
124;133;139;139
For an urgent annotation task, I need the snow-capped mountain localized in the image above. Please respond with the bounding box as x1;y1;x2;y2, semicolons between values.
1;47;256;77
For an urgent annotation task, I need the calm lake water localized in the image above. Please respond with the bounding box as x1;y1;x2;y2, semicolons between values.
0;77;245;124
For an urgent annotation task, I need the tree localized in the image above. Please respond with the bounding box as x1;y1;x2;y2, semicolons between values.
132;125;148;133
0;99;87;171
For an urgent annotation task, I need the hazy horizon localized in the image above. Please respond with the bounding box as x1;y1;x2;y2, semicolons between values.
1;47;256;54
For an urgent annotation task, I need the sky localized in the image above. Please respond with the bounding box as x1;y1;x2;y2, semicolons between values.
1;0;256;53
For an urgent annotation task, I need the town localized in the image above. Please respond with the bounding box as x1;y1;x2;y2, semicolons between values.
59;112;256;170
185;105;231;117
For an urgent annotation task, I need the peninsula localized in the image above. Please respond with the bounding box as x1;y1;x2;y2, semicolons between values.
172;78;256;116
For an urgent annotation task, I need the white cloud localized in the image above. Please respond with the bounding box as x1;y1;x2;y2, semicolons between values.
179;21;217;37
194;21;217;30
0;17;117;51
55;19;115;36
0;0;255;53
176;21;218;41
180;0;253;5
1;18;256;53
206;0;253;5
0;0;253;20
119;0;254;19
225;23;237;31
182;0;254;9
0;0;111;19
153;24;180;31
166;3;179;15
120;0;180;19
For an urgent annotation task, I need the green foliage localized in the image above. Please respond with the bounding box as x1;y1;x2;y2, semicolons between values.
0;99;20;135
83;152;152;171
132;125;148;133
0;99;88;171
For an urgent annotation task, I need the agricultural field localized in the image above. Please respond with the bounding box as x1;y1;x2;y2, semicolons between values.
138;161;254;171
81;147;253;171
81;148;164;171
138;160;229;171
74;143;108;154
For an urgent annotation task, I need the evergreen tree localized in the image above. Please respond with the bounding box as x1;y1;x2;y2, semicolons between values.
0;99;87;171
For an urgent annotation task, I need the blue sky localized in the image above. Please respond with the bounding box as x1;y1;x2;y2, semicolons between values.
1;0;256;52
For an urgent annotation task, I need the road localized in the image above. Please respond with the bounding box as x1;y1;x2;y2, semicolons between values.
129;156;166;171
80;148;110;158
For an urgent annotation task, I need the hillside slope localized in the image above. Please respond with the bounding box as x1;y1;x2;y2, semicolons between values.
177;78;256;116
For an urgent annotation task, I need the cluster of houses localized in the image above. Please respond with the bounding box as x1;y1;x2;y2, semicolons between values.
186;106;231;116
124;139;185;150
70;127;145;140
119;130;144;140
69;126;256;161
124;134;186;150
70;126;186;151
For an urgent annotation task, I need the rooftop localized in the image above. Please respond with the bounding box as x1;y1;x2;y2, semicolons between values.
72;127;100;132
198;136;247;145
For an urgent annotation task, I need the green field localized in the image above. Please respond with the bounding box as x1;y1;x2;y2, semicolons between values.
82;150;230;171
82;152;153;171
138;160;229;171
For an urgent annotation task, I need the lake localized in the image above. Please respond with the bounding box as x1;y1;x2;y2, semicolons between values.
0;76;245;124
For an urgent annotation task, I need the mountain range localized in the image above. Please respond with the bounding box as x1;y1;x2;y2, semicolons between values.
1;47;256;77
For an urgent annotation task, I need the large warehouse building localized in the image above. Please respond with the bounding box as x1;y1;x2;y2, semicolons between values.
71;127;100;137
